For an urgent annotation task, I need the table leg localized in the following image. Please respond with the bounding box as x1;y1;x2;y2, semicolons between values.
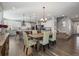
37;41;40;51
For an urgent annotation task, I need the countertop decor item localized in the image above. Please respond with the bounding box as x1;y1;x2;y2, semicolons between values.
0;24;8;28
0;24;8;35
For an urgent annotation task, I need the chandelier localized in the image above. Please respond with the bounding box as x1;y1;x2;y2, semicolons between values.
21;14;26;26
40;6;47;23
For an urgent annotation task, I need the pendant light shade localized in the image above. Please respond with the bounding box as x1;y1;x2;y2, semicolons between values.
40;6;47;23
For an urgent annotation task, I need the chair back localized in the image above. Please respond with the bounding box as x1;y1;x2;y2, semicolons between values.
49;31;56;41
42;31;49;45
32;30;37;34
23;32;29;47
53;31;56;41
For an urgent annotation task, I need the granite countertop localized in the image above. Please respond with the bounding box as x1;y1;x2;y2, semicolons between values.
0;33;9;46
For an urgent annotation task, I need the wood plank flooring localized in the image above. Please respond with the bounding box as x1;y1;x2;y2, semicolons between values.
9;35;79;56
9;36;26;56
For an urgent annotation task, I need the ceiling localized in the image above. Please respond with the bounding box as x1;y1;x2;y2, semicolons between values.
1;2;79;21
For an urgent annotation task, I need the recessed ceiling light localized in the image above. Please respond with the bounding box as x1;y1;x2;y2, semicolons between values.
62;15;65;16
75;15;79;18
12;7;15;10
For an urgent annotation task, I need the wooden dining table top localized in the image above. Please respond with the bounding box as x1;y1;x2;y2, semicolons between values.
28;33;43;39
28;32;52;39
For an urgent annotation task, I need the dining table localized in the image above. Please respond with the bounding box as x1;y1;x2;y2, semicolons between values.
28;32;52;51
28;33;43;39
28;33;43;51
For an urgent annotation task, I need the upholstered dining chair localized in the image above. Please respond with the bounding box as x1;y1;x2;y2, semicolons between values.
23;32;36;55
32;30;38;41
49;31;56;45
39;31;50;51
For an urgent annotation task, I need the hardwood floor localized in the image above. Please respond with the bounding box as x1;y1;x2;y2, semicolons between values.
8;34;79;56
9;36;26;56
51;35;79;56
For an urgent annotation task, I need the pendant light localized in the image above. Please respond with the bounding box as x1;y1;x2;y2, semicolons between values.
21;14;25;26
40;6;47;23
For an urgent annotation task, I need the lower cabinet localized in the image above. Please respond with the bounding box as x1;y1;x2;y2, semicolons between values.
0;35;9;56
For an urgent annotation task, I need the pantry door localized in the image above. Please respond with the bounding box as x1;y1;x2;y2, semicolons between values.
77;25;79;33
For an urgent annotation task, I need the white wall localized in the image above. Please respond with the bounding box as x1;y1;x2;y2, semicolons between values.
0;4;3;32
73;22;79;34
0;4;3;24
57;17;72;35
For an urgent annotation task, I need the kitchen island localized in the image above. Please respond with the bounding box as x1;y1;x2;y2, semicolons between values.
0;33;9;56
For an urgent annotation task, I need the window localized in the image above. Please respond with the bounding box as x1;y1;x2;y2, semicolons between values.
62;21;66;27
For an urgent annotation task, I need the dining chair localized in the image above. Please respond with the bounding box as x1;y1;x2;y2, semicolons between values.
49;32;56;45
32;30;38;42
39;31;50;51
32;30;37;34
23;32;36;55
15;31;19;40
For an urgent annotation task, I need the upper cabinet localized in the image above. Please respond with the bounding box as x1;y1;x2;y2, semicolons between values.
0;3;3;24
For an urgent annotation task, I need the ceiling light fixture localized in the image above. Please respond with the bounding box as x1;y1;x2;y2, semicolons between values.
75;15;79;18
62;15;65;16
40;6;47;23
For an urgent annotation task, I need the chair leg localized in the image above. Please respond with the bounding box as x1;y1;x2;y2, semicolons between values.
25;47;33;56
47;44;50;49
35;44;37;50
23;45;25;51
51;41;53;45
26;48;28;55
42;45;45;52
32;44;36;55
54;40;56;44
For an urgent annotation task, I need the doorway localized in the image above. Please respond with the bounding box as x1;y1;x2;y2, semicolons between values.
77;24;79;34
